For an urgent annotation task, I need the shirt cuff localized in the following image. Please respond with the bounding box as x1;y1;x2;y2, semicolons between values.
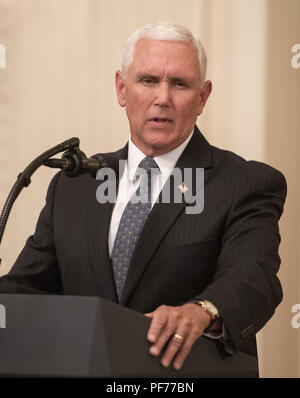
203;322;235;355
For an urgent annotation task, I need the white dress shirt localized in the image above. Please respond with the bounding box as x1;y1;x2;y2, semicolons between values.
108;131;193;257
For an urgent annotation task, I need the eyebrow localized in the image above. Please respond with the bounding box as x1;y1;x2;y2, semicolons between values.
135;73;194;85
135;73;159;81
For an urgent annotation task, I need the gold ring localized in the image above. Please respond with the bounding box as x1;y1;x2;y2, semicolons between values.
174;333;184;341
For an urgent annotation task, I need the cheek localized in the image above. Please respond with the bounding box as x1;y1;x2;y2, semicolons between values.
176;99;200;123
175;90;200;109
126;92;149;117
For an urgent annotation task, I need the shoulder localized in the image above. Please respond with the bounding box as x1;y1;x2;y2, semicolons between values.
207;146;287;216
211;145;286;189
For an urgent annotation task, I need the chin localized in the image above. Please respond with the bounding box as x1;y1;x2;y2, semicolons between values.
133;130;182;155
147;130;175;146
144;139;180;157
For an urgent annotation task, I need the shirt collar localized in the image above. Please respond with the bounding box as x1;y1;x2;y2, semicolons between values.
127;129;194;182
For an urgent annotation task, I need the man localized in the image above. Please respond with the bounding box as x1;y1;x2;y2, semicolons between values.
0;22;286;371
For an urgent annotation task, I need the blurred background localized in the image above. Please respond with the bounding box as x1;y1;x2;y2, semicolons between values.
0;0;299;377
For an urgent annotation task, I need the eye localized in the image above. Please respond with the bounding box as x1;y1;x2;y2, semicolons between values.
142;78;157;86
171;80;188;89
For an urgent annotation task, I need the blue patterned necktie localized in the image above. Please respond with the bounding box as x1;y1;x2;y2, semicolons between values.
111;156;159;300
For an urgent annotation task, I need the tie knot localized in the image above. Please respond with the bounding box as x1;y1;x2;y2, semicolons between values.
138;156;159;174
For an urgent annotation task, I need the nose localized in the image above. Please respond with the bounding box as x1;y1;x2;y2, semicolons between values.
154;82;171;107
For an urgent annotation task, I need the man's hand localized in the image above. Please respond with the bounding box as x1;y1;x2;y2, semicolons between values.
145;303;211;370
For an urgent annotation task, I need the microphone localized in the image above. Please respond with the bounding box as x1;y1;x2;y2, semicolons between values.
43;148;104;177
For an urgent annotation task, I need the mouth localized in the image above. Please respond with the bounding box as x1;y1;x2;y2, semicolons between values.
148;117;173;125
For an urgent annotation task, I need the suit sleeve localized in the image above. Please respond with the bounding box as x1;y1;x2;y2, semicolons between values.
0;172;63;294
192;163;287;352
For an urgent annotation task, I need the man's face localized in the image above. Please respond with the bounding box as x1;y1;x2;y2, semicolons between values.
116;39;212;156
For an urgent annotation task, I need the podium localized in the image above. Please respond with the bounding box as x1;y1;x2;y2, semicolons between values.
0;294;258;377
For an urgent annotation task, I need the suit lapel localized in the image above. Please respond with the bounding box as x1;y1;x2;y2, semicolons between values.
120;127;213;305
87;145;128;302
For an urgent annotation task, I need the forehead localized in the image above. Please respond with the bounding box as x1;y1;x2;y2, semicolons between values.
129;39;200;78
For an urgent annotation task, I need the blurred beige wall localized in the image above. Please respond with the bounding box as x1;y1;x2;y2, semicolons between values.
0;0;299;377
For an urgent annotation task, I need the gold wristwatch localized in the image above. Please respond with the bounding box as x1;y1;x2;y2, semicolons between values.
197;300;221;332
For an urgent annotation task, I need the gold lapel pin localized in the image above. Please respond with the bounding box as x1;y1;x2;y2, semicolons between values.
177;183;189;194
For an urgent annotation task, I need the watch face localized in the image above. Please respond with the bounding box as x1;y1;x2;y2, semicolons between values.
207;304;217;315
202;301;219;318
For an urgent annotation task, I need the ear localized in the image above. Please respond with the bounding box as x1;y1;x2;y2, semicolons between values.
115;70;126;107
197;80;212;116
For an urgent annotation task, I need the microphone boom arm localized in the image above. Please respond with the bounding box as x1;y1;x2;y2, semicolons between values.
0;137;100;263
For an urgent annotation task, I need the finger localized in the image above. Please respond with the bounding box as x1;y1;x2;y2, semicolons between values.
172;333;198;370
171;326;202;371
147;310;168;344
160;331;186;368
144;312;153;317
149;326;174;357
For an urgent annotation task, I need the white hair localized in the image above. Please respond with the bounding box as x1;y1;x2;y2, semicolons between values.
121;22;207;83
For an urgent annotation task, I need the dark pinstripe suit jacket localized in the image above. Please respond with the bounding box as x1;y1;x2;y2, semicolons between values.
0;127;287;356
